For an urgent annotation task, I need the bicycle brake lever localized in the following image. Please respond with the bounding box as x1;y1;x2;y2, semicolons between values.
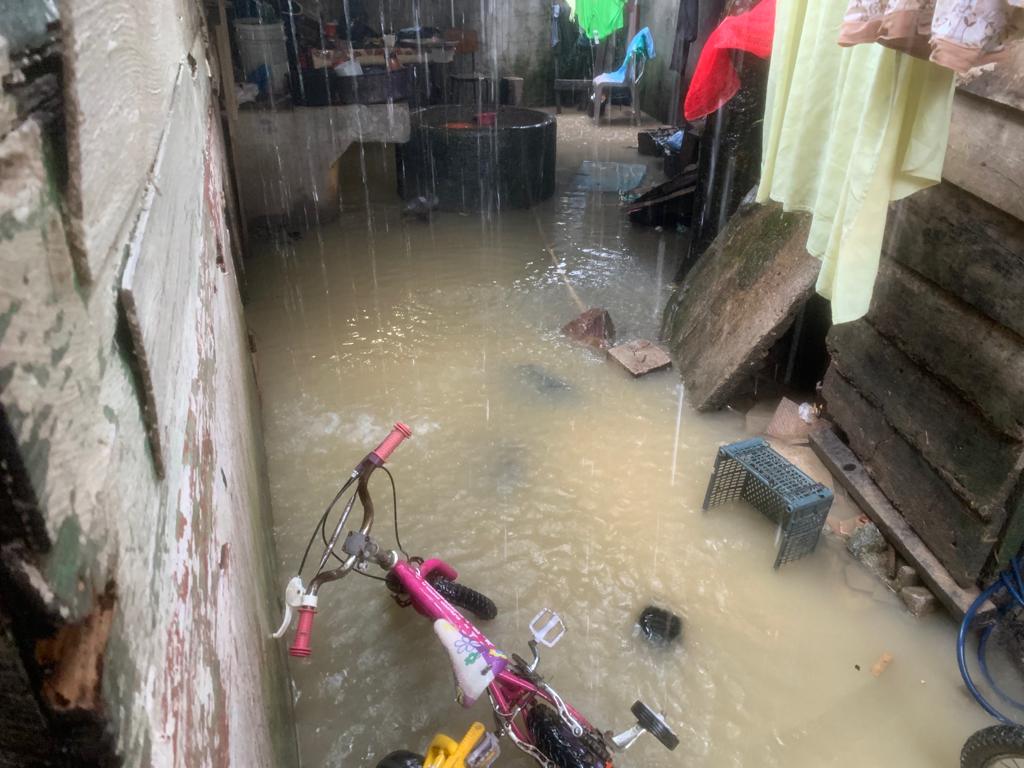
271;576;307;638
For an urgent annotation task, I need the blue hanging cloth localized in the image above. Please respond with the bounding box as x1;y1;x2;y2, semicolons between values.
594;26;655;86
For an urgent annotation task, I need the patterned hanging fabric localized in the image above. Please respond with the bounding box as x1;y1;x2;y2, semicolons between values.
839;0;1021;74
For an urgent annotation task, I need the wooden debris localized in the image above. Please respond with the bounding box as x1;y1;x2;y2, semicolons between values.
607;340;672;377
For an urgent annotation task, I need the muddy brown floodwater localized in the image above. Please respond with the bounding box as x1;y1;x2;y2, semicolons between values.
245;113;989;767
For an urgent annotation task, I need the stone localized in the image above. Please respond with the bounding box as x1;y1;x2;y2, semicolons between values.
847;521;898;584
562;307;614;350
637;606;683;646
607;340;672;377
848;522;888;560
900;586;938;617
896;564;921;590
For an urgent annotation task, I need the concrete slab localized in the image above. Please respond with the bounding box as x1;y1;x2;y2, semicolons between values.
661;202;817;411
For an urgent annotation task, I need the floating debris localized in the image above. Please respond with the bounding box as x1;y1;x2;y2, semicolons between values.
637;606;683;647
562;307;614;350
402;194;440;222
871;651;894;678
608;340;672;377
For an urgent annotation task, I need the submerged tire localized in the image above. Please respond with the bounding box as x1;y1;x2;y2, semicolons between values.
428;576;498;621
961;725;1024;767
376;751;425;768
526;705;606;768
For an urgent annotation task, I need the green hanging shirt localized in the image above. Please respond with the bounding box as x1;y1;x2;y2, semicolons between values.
570;0;626;41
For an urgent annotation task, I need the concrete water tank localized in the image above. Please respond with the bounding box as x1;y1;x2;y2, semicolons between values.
397;106;556;213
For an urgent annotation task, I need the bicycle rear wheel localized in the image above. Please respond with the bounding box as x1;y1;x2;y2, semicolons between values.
526;705;608;768
376;750;425;768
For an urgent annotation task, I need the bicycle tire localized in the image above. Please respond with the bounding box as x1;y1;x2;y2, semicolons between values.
428;576;498;621
376;750;425;768
961;725;1024;767
526;705;606;768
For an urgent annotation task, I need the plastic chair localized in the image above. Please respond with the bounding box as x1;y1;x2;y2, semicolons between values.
593;27;655;125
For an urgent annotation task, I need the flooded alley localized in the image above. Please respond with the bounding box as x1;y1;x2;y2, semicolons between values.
245;116;990;767
2;0;1022;765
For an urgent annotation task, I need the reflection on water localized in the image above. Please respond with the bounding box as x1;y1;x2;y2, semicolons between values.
244;114;987;767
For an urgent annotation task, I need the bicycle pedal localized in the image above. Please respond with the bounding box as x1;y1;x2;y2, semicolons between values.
466;730;500;767
529;609;566;648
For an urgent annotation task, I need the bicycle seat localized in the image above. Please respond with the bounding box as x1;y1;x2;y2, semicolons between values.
433;619;509;707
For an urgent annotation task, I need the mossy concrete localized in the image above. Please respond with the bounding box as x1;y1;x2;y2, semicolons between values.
661;202;816;410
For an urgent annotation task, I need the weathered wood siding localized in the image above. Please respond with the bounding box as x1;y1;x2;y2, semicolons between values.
823;178;1024;587
0;4;296;766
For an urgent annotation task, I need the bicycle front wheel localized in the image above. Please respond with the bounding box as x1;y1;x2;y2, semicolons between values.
428;576;498;621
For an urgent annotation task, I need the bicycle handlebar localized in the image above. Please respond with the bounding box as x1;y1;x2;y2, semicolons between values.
371;422;412;463
290;422;412;658
289;605;317;657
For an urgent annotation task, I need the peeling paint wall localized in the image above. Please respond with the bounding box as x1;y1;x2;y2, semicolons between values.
0;2;296;765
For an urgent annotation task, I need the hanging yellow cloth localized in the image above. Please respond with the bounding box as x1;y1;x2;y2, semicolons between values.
756;0;955;324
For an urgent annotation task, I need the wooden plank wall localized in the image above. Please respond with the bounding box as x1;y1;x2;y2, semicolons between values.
823;182;1024;587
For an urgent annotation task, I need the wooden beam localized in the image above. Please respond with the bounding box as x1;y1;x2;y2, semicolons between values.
810;426;989;621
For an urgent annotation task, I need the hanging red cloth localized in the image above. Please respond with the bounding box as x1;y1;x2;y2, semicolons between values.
683;0;776;122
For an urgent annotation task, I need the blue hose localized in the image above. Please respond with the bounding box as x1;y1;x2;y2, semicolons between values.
958;556;1024;724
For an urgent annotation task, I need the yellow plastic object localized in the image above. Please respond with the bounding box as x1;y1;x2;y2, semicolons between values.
423;722;495;768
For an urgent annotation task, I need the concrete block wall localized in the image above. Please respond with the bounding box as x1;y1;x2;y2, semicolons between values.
0;2;295;765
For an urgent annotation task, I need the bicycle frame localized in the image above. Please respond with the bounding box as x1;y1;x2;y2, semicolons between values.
388;558;595;746
280;423;678;765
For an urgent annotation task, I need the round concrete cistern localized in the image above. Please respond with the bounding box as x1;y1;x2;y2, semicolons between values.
397;106;556;213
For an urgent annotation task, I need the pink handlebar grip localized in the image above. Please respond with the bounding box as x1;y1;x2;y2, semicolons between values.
371;422;412;463
289;606;317;658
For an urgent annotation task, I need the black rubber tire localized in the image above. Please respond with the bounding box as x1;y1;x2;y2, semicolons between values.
376;750;425;768
428;576;498;621
961;725;1024;767
526;705;606;768
631;700;680;751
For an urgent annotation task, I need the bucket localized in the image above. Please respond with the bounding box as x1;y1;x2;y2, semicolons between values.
234;19;290;96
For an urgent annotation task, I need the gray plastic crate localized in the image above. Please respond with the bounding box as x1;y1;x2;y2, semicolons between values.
703;437;833;568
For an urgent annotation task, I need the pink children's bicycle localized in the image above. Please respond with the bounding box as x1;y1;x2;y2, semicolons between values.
274;423;679;768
